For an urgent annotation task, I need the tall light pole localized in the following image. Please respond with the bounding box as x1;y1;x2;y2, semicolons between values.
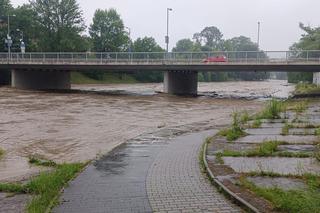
6;14;16;60
125;26;131;52
165;8;173;53
257;21;261;49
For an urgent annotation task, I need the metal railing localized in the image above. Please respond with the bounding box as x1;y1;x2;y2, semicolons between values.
0;50;320;65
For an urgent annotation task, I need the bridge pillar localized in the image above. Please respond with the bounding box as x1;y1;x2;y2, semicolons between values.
164;71;198;95
12;70;71;90
313;72;320;85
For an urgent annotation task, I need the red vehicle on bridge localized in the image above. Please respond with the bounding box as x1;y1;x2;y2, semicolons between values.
202;55;227;63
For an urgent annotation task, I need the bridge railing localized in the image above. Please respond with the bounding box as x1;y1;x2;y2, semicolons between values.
0;50;320;64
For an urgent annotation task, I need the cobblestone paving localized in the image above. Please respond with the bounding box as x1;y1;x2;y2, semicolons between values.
147;130;241;212
55;129;241;213
54;143;164;213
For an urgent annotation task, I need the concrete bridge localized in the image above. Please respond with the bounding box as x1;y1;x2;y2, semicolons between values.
1;50;320;95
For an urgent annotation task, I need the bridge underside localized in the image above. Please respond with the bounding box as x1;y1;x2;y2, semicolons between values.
164;71;198;95
12;70;71;90
6;68;320;94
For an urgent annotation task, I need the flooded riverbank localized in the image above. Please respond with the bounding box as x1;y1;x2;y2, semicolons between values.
0;80;293;182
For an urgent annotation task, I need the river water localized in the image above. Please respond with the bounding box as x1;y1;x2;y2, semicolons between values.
0;80;293;182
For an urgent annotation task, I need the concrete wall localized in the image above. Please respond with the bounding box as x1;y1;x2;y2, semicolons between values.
313;72;320;85
12;70;71;90
164;71;198;95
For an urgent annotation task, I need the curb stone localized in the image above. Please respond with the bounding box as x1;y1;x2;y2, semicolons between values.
202;140;261;213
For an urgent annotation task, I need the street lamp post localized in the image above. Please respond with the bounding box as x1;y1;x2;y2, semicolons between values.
6;14;16;61
125;27;131;52
257;21;261;49
16;29;25;54
165;8;173;53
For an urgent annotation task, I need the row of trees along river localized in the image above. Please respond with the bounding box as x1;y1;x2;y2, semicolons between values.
1;0;319;84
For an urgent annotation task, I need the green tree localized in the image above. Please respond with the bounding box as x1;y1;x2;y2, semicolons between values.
132;37;163;52
0;0;13;84
288;23;320;83
89;9;129;52
172;38;199;52
131;37;164;82
193;26;223;50
30;0;86;51
9;4;40;52
0;0;13;52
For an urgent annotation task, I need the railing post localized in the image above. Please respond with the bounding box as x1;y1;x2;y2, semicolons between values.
307;51;309;62
115;53;118;63
245;52;248;63
100;53;103;64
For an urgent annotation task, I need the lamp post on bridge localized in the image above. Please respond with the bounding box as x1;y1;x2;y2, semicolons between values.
125;26;132;62
257;21;261;49
165;8;173;54
5;14;16;61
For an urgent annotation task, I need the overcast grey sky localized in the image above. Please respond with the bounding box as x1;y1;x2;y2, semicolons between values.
11;0;320;51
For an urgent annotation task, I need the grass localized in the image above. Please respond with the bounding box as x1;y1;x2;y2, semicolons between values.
315;128;320;136
294;82;320;95
26;163;85;213
281;122;294;135
256;98;285;120
315;144;320;162
250;119;262;128
239;174;320;213
215;152;225;164
0;148;4;159
240;111;251;124
0;161;86;213
29;155;57;167
216;141;311;158
71;72;138;84
219;112;246;141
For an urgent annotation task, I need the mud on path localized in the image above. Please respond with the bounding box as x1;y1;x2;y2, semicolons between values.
0;80;292;182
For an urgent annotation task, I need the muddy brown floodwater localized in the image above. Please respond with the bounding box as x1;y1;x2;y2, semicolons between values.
0;80;293;182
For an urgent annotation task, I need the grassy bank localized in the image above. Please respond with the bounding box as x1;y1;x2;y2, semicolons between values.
71;72;138;84
239;173;320;213
0;158;86;213
294;83;320;96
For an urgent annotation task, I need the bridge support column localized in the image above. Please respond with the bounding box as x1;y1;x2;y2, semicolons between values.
12;70;71;90
313;72;320;85
164;71;198;95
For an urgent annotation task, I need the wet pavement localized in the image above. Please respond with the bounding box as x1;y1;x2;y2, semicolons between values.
55;129;241;212
223;156;320;175
205;99;320;211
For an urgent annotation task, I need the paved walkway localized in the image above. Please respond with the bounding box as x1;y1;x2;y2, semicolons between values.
54;129;241;213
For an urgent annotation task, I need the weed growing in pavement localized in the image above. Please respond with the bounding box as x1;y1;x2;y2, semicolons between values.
238;173;320;213
219;112;246;141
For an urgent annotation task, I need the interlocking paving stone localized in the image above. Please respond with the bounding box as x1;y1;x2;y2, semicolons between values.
223;157;320;175
146;130;241;212
54;143;164;213
55;130;241;213
235;135;318;144
247;176;307;190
